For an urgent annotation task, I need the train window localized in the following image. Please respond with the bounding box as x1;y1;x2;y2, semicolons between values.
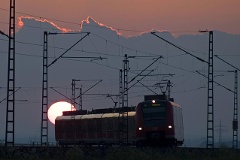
142;106;166;126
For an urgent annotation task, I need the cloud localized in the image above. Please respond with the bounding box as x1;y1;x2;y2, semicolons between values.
17;15;174;38
17;16;73;33
80;16;122;36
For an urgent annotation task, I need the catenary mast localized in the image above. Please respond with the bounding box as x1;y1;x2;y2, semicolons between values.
5;0;16;146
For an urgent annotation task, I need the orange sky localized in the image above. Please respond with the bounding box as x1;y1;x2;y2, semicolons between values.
1;0;240;36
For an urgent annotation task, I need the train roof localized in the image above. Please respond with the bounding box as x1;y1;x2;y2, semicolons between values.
144;94;174;102
139;99;181;108
81;114;103;119
56;111;136;121
89;106;135;114
62;106;135;116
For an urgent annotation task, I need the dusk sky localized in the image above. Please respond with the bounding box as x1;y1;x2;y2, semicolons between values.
1;0;240;36
1;0;240;146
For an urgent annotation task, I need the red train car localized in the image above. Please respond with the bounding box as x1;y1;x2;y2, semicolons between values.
55;112;136;145
55;95;184;146
135;97;184;146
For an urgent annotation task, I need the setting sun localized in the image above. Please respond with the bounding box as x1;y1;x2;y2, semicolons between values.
47;101;76;124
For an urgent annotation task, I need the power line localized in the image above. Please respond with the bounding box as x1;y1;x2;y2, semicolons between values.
0;38;43;47
90;33;159;56
0;37;116;58
128;56;163;83
215;55;240;72
151;32;208;64
196;71;234;93
0;30;9;38
1;36;209;77
216;54;240;57
47;32;90;67
1;17;210;63
1;30;161;59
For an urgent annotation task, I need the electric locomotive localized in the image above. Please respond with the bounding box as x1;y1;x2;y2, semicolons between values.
55;95;184;146
135;95;184;146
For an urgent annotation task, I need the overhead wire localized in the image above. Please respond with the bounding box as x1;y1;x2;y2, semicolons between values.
1;7;210;63
90;33;159;57
1;7;223;101
1;38;207;76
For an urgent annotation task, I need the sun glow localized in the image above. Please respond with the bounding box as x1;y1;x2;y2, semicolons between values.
48;101;76;124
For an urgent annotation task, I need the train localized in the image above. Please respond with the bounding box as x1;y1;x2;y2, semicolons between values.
55;95;184;146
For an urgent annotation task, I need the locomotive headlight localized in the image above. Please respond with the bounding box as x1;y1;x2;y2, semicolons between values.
138;127;143;131
152;100;155;103
168;125;172;129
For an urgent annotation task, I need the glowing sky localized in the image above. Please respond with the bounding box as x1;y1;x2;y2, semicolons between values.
1;0;240;36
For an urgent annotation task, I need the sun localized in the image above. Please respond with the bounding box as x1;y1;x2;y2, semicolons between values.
47;101;76;124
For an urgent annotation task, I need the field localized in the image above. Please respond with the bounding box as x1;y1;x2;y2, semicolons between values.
0;146;240;160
